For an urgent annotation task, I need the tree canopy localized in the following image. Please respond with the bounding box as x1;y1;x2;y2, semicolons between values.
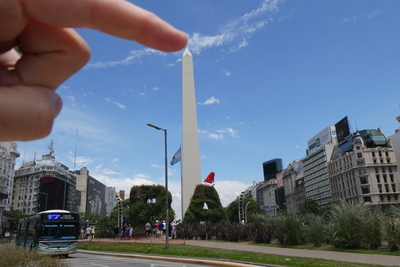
184;184;227;223
127;185;174;226
225;198;261;223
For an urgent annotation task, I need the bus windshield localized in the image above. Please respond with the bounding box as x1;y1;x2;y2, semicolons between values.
39;223;79;240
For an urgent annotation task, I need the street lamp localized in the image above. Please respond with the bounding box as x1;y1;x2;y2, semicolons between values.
147;123;169;249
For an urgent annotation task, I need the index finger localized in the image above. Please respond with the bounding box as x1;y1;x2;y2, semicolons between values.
22;0;188;52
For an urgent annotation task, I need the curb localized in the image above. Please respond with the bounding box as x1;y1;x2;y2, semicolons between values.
78;249;282;267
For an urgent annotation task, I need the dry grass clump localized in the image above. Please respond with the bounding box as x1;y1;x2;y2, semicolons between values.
0;244;68;267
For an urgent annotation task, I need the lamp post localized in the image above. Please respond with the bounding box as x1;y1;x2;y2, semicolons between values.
147;123;169;249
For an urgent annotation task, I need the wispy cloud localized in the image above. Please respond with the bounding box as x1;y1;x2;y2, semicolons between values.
84;0;283;69
198;96;220;105
85;48;166;69
199;127;238;139
222;70;231;76
367;10;382;19
188;0;281;54
105;98;126;109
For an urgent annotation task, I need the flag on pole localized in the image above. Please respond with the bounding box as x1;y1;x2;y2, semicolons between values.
170;147;181;166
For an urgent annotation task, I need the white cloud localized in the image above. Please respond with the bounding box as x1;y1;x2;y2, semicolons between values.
105;98;126;109
214;180;252;207
222;70;231;77
85;48;166;69
209;133;224;140
367;11;382;19
188;0;281;54
110;158;119;164
199;96;220;105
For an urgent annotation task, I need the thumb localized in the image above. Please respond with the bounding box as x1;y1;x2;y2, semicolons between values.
0;86;62;141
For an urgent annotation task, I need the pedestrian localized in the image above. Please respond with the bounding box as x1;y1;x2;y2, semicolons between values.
79;229;84;239
90;227;95;240
128;226;133;240
145;222;151;238
113;225;120;242
171;221;177;239
85;226;91;239
125;225;130;240
158;220;164;238
155;220;160;238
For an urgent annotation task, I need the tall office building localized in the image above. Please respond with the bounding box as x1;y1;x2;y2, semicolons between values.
0;142;19;236
181;48;202;217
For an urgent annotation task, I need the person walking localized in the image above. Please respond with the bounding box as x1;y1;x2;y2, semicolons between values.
145;222;151;238
171;221;177;239
90;227;95;240
113;225;120;242
85;226;91;239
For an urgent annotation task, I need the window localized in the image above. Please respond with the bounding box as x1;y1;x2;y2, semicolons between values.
389;167;393;173
375;168;379;173
357;160;365;165
357;152;363;159
378;150;382;157
360;177;369;184
383;174;387;183
362;186;370;194
376;175;381;183
372;152;376;157
382;167;386;173
378;185;382;193
385;151;389;157
363;196;372;202
392;184;396;192
358;169;367;175
390;174;394;183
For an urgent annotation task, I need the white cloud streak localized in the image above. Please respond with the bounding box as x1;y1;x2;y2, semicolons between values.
198;96;220;105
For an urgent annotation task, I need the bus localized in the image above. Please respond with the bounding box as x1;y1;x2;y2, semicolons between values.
16;209;80;256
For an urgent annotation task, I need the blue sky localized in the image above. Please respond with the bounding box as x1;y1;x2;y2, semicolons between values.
15;0;400;219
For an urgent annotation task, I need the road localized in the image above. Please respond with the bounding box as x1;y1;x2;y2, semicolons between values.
65;252;228;267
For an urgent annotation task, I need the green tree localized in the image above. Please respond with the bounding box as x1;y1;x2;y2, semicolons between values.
226;198;261;223
184;184;227;223
127;185;174;227
6;209;26;231
299;198;321;215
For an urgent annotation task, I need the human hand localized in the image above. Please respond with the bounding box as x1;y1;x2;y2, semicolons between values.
0;0;188;141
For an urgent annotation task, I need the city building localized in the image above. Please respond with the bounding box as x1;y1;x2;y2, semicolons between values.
0;142;20;236
256;178;278;216
387;115;400;168
282;160;305;214
75;167;117;217
262;159;283;182
302;125;338;207
328;129;400;205
12;152;76;215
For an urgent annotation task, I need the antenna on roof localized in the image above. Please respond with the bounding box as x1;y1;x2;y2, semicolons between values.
74;129;79;171
47;140;55;158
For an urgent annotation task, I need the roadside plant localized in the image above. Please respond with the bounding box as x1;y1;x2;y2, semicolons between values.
327;201;364;249
305;214;327;247
275;212;305;246
361;206;383;250
384;205;400;252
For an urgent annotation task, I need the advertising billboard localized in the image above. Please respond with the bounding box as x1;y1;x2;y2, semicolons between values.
293;160;305;181
87;177;107;217
335;116;351;143
40;176;66;211
276;171;284;188
307;126;335;154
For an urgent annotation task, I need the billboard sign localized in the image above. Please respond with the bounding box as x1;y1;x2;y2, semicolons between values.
335;116;351;143
293;160;305;181
307;126;335;154
87;177;107;217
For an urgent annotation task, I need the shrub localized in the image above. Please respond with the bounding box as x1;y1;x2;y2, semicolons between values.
361;206;382;250
384;205;400;252
327;201;364;249
275;212;305;246
0;244;67;267
305;214;327;247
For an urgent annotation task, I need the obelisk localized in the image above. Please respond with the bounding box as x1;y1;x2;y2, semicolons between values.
181;48;202;218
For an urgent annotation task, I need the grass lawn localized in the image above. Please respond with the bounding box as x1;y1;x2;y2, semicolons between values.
78;242;392;267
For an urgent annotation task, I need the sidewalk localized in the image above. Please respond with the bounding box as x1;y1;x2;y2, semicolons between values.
79;238;400;266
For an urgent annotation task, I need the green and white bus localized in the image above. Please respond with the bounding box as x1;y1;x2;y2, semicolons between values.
16;210;80;256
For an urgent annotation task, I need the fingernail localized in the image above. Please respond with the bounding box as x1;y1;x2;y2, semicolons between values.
52;93;63;118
